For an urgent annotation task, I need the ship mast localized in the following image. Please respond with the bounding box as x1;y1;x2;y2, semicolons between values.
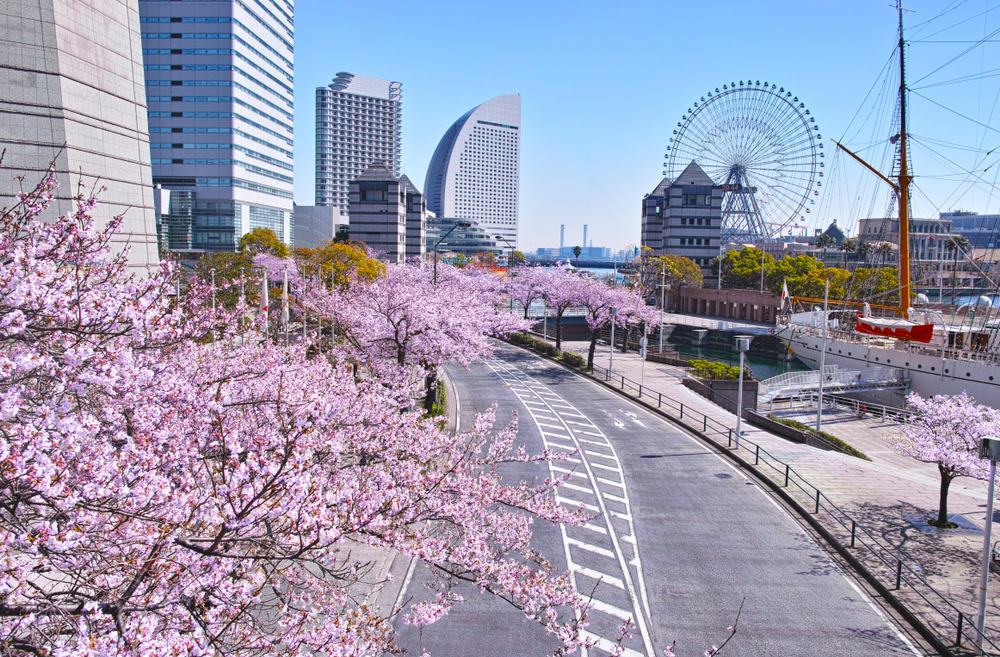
897;3;913;314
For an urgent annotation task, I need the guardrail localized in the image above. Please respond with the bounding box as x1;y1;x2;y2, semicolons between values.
582;359;997;656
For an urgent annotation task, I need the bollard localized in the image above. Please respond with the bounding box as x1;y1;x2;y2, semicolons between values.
895;559;903;589
957;612;964;647
755;445;760;465
815;489;820;514
621;376;625;390
703;416;707;431
850;520;856;548
658;393;662;408
784;465;789;487
638;384;642;398
728;429;732;447
680;404;684;419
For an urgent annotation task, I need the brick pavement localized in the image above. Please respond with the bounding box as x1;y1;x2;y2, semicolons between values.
560;338;1000;650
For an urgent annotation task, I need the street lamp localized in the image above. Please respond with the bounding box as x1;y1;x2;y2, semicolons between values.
976;436;1000;653
494;234;516;269
735;336;751;449
433;221;472;284
609;307;619;380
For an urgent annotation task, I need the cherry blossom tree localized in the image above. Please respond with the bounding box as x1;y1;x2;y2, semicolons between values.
540;268;588;351
507;266;552;319
894;392;1000;527
0;171;594;656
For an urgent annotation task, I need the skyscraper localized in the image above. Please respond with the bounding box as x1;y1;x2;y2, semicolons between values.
423;95;520;248
138;0;294;251
315;73;402;211
1;0;160;267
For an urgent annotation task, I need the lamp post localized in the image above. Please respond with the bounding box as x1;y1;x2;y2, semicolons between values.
433;221;472;284
609;307;618;380
976;436;1000;653
495;234;517;314
735;336;751;449
659;262;665;354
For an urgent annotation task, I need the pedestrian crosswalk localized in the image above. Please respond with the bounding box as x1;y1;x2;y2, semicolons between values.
486;357;655;657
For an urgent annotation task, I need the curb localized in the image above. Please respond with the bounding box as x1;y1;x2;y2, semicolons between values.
500;339;952;657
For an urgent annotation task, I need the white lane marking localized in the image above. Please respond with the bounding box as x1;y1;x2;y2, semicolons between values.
567;537;616;559
551;465;588;480
487;357;656;656
560;482;597;495
587;598;634;621
578;437;611;447
580;522;609;535
571;564;626;590
589;462;622;473
843;576;923;657
557;496;600;512
580;631;645;657
603;491;628;504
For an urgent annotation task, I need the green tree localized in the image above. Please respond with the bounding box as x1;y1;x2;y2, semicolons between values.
510;250;526;267
717;247;774;290
573;245;582;261
839;237;858;269
239;227;290;258
632;248;703;298
298;240;385;289
816;233;835;265
945;235;970;299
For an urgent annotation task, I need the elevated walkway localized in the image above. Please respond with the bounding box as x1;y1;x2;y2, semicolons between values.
758;365;909;404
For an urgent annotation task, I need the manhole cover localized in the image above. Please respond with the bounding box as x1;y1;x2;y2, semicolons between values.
714;473;733;480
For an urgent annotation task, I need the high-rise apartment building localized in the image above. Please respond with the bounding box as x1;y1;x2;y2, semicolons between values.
1;0;160;267
138;0;294;252
424;94;520;248
315;73;402;211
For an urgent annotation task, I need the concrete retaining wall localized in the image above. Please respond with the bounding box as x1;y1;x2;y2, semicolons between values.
745;410;839;453
682;377;758;416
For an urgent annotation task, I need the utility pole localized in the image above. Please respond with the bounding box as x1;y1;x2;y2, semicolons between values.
817;279;829;432
976;436;1000;654
609;307;618;380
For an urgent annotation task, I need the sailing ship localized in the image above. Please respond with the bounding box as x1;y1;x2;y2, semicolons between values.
775;6;1000;406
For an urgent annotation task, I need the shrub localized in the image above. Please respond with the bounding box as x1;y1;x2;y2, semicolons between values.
689;359;741;380
558;351;587;369
766;414;871;461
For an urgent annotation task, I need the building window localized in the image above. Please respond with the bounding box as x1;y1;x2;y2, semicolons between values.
362;189;387;201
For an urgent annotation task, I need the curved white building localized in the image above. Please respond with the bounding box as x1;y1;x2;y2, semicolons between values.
423;94;520;247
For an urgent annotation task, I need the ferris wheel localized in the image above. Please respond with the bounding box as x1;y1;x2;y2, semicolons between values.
665;80;824;244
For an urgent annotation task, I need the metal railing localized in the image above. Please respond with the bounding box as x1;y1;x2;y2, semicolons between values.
582;359;998;656
757;365;907;402
771;392;917;424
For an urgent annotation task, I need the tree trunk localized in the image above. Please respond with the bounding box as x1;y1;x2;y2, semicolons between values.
935;465;954;527
523;301;530;320
587;332;598;370
423;368;439;414
555;311;564;351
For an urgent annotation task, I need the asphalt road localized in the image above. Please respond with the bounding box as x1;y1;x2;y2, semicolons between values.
393;343;926;657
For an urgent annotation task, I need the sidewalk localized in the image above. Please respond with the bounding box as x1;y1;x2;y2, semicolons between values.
562;338;1000;650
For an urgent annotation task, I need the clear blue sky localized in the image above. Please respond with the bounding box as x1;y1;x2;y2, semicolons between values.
292;0;1000;251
